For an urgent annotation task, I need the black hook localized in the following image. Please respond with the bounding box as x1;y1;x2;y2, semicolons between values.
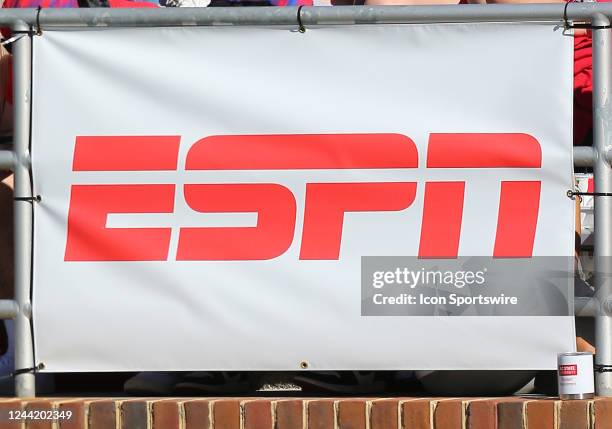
297;5;306;33
36;6;43;36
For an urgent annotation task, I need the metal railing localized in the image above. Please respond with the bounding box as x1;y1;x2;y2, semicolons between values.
0;3;610;397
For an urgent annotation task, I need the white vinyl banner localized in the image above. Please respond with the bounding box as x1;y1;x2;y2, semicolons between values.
32;23;575;372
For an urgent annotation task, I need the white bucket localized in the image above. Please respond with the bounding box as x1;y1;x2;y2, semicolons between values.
557;352;595;400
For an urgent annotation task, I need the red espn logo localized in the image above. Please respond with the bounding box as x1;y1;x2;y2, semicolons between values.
64;133;542;262
559;364;578;376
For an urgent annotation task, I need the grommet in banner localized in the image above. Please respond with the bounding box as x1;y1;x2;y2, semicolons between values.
299;361;309;369
567;189;582;202
297;5;306;33
14;195;41;203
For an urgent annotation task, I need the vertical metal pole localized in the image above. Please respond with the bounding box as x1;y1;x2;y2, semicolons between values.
12;21;35;398
592;12;612;397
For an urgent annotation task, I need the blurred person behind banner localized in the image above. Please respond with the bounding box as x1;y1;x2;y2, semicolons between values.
163;0;314;7
332;0;460;5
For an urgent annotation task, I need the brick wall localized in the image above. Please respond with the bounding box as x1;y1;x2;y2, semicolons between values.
0;397;610;428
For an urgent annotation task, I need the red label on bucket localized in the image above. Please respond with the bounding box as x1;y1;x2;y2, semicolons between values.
559;364;578;376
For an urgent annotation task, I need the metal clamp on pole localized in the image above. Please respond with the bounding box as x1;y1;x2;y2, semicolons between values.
0;300;18;320
0;150;14;171
14;195;40;203
573;145;612;167
11;21;35;399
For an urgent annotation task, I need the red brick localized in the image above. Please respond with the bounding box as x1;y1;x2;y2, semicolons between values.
307;400;335;429
0;396;605;429
183;400;211;429
58;400;86;429
121;400;148;429
243;400;273;429
594;398;612;429
337;400;366;429
152;400;181;429
526;400;555;429
0;400;22;429
434;400;463;429
24;400;54;429
370;399;399;429
497;401;525;429
467;399;497;429
88;400;117;429
213;400;240;429
401;399;430;429
559;400;590;429
276;400;304;429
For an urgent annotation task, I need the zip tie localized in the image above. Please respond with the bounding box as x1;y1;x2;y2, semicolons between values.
567;190;612;199
36;6;43;36
0;34;26;47
14;195;41;203
563;1;573;30
564;1;611;30
595;364;612;373
297;5;306;33
13;363;44;376
11;30;36;36
0;363;45;382
572;23;611;30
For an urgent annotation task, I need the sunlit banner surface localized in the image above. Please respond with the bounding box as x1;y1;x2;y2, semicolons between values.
31;24;574;371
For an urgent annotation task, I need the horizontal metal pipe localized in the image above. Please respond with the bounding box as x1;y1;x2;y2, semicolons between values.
0;150;13;171
574;146;595;168
572;297;612;317
572;146;612;168
0;299;18;319
576;297;597;317
0;4;608;28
